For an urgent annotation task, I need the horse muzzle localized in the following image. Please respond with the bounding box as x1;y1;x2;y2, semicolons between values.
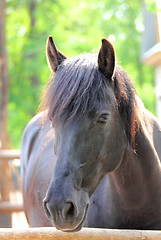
43;187;89;231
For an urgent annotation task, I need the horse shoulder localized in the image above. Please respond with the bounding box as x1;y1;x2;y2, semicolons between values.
20;112;50;179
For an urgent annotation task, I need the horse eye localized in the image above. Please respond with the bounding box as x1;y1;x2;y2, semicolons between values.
97;114;109;124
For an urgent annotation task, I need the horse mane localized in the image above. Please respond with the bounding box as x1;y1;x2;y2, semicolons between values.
40;53;138;149
113;65;139;148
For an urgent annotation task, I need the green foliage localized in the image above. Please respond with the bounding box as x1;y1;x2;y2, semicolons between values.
145;0;161;12
6;0;155;148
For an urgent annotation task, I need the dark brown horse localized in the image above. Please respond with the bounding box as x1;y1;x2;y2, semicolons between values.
20;36;161;231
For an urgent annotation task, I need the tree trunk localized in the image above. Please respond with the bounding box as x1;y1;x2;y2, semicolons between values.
0;0;8;148
28;0;39;88
0;0;11;228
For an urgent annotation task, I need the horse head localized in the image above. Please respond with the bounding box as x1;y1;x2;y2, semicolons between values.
43;36;127;231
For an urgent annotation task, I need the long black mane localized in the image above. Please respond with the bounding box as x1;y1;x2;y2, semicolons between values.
40;53;138;148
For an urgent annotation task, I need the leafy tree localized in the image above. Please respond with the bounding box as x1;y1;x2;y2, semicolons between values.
6;0;155;148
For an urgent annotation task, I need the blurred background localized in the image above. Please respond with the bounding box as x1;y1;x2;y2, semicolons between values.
0;0;161;228
0;0;160;149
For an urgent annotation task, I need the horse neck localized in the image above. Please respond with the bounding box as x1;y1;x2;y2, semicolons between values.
109;110;161;210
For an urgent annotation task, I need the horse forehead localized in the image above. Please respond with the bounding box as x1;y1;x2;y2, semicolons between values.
56;115;91;134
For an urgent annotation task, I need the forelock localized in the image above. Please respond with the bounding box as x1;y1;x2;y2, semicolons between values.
41;53;114;125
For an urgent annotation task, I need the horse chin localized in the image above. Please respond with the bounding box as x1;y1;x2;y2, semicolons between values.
62;222;83;232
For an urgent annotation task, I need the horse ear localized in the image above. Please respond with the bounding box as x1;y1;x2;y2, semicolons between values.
46;36;67;72
98;38;115;79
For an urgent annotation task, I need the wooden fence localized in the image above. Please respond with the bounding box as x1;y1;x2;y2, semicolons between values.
0;149;23;214
0;227;161;240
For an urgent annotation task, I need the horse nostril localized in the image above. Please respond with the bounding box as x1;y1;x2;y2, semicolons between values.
43;197;77;226
64;202;77;223
43;198;51;219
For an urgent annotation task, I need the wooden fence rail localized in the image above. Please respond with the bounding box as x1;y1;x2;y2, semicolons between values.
0;201;23;213
0;150;20;161
0;227;161;240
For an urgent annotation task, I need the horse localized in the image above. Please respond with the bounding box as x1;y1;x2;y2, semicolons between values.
20;36;161;231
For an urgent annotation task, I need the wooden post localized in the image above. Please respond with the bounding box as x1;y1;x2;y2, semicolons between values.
0;227;161;240
0;158;12;227
0;150;21;225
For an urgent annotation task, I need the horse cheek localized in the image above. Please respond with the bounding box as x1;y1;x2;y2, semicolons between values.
103;116;126;172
